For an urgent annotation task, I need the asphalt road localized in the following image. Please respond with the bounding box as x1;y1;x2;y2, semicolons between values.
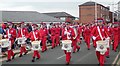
1;40;120;65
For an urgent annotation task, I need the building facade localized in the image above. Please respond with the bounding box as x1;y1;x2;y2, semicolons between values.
79;1;110;24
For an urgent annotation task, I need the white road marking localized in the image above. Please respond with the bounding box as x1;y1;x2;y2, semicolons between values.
57;54;65;60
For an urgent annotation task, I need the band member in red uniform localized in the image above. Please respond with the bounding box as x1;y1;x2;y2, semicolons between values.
112;22;119;52
72;23;80;53
105;23;112;58
39;23;48;52
50;24;56;49
91;18;109;66
17;22;28;57
77;24;83;44
62;22;75;65
55;23;61;46
27;24;41;62
4;22;17;62
84;24;91;50
119;25;120;44
91;23;97;48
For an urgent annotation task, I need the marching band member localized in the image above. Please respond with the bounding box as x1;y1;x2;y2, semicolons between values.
62;22;75;65
72;23;80;53
84;24;91;50
4;22;17;62
91;18;110;66
50;24;56;49
119;26;120;44
55;23;61;46
77;24;83;44
39;23;48;52
91;23;97;48
105;23;112;58
27;24;41;62
112;22;119;52
17;22;28;57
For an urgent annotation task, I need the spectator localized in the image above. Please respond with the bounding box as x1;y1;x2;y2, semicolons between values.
0;23;7;56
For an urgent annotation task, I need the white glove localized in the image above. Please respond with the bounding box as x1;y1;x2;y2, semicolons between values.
67;32;71;35
22;35;25;37
8;34;11;38
92;36;96;40
106;37;110;40
64;31;67;35
4;35;7;38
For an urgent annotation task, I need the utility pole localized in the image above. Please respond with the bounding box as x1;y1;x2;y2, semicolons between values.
95;1;97;21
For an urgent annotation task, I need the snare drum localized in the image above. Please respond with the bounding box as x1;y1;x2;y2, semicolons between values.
17;37;26;44
61;40;72;51
96;40;107;55
31;41;41;50
0;39;10;48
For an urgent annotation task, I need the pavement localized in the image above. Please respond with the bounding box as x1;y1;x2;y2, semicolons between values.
0;40;120;65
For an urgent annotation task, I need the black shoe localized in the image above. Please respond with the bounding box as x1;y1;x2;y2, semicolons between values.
32;59;35;62
88;48;90;50
73;52;75;53
6;59;11;62
106;56;110;58
36;58;40;60
12;54;16;59
24;51;28;55
19;54;23;57
66;62;70;65
98;63;100;66
77;48;80;52
51;47;53;49
32;57;35;62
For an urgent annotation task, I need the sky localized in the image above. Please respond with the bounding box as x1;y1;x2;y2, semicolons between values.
0;0;120;17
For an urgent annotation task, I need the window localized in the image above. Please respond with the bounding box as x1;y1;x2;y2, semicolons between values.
60;17;66;20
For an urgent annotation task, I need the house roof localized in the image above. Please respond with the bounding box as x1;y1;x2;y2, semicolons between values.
118;1;120;4
43;12;75;18
79;1;100;6
0;11;63;23
79;1;109;10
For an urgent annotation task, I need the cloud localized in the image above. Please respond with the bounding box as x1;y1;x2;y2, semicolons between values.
0;0;78;2
0;6;36;11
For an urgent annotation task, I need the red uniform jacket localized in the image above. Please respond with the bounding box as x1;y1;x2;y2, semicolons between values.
27;30;41;41
17;28;28;38
2;23;6;29
84;27;91;36
55;27;61;35
62;27;75;40
91;26;109;41
112;27;119;35
39;28;48;38
50;27;56;36
6;28;16;40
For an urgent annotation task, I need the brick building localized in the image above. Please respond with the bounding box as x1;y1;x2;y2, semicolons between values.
79;1;110;24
